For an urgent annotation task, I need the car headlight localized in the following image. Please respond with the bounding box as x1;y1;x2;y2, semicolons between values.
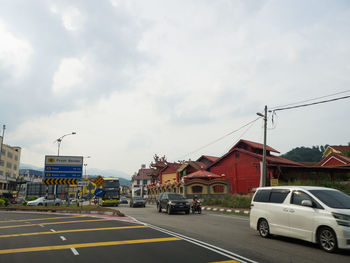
168;201;174;205
332;212;350;227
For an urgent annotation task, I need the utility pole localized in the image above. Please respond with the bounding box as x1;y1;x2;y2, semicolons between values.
257;106;267;186
0;125;6;191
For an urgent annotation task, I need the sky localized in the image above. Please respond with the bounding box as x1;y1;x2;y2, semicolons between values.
0;0;349;178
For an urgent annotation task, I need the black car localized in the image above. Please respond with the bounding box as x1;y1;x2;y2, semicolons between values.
129;196;146;207
157;192;190;214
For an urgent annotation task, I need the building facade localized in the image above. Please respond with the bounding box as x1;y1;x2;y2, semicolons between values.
0;136;21;197
131;164;153;198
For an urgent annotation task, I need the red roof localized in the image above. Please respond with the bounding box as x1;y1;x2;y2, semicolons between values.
196;155;219;163
208;147;302;169
184;169;223;179
319;152;350;166
230;139;280;153
160;162;182;174
330;145;350;153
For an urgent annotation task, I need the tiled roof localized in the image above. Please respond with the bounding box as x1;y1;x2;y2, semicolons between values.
184;169;223;179
208;147;302;169
330;145;350;153
319;152;350;166
230;139;280;153
196;155;219;163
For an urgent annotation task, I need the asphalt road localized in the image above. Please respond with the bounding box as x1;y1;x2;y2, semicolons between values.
0;210;243;263
117;203;350;263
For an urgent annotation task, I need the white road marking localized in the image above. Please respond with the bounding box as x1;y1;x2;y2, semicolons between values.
71;248;79;255
144;223;257;263
60;236;66;241
50;229;56;232
207;214;249;221
39;224;44;227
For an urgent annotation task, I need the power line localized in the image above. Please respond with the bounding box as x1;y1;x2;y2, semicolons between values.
270;95;350;112
270;89;350;110
175;117;261;160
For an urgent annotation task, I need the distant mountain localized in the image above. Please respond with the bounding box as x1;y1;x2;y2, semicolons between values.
20;163;131;186
20;163;43;171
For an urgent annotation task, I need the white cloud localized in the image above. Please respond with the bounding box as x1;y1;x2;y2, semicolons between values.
0;20;33;80
52;56;88;95
49;4;85;31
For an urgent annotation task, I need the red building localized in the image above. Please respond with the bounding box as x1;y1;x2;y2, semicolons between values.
207;139;301;194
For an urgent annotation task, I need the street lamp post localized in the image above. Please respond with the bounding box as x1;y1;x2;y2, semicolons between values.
53;132;76;199
55;132;76;156
257;105;267;187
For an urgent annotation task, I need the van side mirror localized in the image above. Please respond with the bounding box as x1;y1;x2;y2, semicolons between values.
301;200;313;207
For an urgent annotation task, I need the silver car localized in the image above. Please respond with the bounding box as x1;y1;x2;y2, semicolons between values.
27;197;64;206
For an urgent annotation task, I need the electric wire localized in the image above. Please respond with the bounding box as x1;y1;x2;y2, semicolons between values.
175;117;261;160
269;95;350;112
269;89;350;110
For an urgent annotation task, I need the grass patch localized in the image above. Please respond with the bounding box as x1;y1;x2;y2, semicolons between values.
202;194;252;209
280;180;350;195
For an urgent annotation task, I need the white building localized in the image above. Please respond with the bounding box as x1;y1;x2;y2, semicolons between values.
131;164;153;198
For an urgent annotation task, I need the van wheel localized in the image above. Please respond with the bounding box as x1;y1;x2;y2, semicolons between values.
167;206;172;215
318;227;337;253
258;219;270;238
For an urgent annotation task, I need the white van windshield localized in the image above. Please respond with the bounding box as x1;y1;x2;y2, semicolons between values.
309;190;350;209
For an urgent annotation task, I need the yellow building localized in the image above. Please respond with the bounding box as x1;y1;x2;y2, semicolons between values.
0;136;21;197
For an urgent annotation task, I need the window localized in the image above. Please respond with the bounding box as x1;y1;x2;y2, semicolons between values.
253;189;270;202
0;171;3;176
309;189;348;209
137;180;140;185
1;149;5;155
291;191;323;209
0;160;4;166
180;187;183;193
269;190;290;203
7;152;13;158
14;164;17;170
213;185;224;193
192;186;203;193
14;155;18;161
291;191;312;206
143;179;147;185
6;162;12;169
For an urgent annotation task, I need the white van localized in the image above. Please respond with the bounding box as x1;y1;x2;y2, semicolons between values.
249;186;350;252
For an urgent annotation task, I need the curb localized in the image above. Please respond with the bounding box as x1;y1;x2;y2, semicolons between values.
202;206;250;215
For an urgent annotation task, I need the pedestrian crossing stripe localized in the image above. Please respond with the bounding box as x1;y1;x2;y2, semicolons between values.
43;178;78;185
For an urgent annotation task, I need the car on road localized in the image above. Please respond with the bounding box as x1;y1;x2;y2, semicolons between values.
130;196;145;207
27;197;64;206
250;186;350;253
120;196;128;204
157;192;190;214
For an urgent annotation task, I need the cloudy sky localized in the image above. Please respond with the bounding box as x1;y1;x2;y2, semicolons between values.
1;0;349;177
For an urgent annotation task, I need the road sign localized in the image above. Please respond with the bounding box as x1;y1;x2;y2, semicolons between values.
94;188;104;197
77;181;89;187
93;176;105;187
43;178;78;185
44;155;83;179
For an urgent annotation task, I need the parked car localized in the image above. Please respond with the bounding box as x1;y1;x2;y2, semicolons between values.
27;197;64;206
249;186;350;253
158;192;190;214
120;196;128;204
129;196;145;207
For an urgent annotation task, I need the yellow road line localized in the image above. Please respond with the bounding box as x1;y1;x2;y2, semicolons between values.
0;218;111;229
0;237;181;254
0;225;147;238
0;215;84;223
209;261;240;263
